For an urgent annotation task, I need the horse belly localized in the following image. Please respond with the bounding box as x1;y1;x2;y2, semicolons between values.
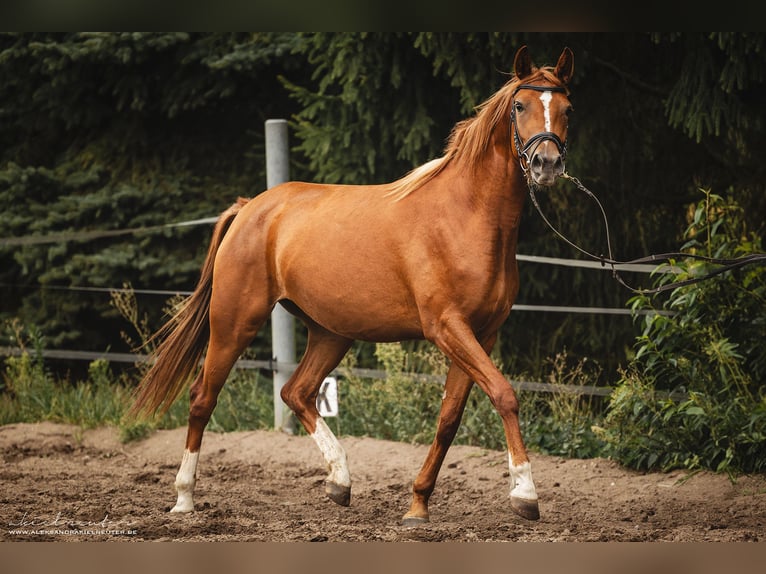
276;226;421;340
284;257;423;341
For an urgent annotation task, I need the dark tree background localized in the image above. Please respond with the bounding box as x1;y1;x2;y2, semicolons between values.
1;32;764;379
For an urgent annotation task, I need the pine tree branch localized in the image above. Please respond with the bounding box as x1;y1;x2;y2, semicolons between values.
593;56;666;97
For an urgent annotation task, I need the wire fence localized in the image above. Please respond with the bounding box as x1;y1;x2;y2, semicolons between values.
0;345;615;397
1;212;674;398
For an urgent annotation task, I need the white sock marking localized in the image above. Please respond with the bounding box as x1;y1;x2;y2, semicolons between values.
508;455;538;501
311;418;351;487
171;449;199;513
540;90;552;132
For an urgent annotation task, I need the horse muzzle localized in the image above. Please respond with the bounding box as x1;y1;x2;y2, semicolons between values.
528;142;564;186
519;131;566;187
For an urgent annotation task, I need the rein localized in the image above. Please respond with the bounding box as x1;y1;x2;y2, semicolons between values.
527;174;766;294
509;80;765;294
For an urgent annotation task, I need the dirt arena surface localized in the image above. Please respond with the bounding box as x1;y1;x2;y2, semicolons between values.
1;421;764;542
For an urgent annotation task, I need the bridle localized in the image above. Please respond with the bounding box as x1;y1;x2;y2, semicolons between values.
510;84;569;176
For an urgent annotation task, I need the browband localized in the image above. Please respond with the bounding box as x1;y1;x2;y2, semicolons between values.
512;84;567;96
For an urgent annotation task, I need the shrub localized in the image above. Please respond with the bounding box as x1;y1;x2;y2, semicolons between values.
330;343;444;444
598;190;766;474
520;353;606;459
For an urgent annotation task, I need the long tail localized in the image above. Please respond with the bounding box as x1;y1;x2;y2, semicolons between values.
129;197;250;419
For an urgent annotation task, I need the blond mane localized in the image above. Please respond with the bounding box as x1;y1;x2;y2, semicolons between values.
386;66;567;201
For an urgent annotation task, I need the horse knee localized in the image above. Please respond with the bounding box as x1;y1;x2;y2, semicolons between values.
491;386;519;419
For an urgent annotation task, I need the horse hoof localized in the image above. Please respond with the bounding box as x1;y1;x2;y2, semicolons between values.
170;503;193;513
325;481;351;506
510;496;540;520
401;515;429;528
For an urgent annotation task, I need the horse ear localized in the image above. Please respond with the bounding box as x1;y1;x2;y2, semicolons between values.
513;45;533;79
554;47;574;85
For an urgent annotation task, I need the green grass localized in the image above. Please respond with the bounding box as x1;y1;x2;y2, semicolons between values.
0;355;128;429
0;352;274;443
0;284;608;456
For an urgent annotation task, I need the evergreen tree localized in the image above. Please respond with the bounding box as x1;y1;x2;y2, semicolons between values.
0;32;307;351
1;32;764;380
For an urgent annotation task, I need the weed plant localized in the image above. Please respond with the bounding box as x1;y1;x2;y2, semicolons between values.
328;342;606;458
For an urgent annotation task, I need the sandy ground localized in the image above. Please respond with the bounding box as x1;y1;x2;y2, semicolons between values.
1;421;764;542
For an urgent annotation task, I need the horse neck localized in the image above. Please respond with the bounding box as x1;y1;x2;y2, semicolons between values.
458;129;528;227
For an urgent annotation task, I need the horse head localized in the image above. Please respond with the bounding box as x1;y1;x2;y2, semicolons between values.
511;46;574;186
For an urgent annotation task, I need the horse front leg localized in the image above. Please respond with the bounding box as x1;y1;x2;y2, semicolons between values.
402;363;473;526
402;333;496;526
429;316;540;521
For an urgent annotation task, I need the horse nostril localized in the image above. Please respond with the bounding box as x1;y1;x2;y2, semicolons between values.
532;151;563;173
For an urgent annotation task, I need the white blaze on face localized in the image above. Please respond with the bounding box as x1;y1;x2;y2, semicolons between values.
508;455;538;501
171;449;199;513
540;90;553;132
312;418;351;487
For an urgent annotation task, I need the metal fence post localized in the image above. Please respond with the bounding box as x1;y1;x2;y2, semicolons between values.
265;119;297;434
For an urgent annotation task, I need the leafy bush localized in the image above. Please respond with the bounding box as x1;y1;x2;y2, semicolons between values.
598;190;766;474
329;343;444;444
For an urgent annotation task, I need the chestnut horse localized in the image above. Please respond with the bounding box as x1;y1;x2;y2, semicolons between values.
131;45;574;526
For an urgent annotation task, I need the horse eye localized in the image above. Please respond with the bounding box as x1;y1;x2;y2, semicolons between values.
566;105;574;116
514;102;524;113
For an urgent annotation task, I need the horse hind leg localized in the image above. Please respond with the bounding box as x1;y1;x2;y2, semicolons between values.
171;302;270;513
279;325;353;506
171;370;203;513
